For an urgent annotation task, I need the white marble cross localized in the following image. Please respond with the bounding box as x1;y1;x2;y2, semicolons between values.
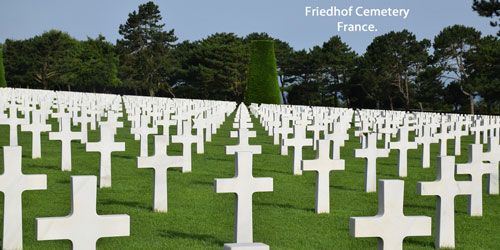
354;133;390;192
137;135;184;212
171;120;197;172
134;115;158;157
417;156;473;248
389;124;417;177
86;123;125;188
415;125;439;168
21;110;52;159
485;135;500;195
283;125;313;175
226;129;261;155
456;144;497;216
1;106;26;146
214;151;273;248
302;140;345;213
49;116;83;171
0;146;47;250
37;176;130;250
350;180;431;250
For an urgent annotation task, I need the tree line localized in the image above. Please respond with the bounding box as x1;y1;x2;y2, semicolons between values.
1;1;499;114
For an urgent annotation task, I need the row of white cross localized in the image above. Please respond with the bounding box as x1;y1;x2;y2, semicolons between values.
251;103;499;249
1;86;499;249
0;88;236;250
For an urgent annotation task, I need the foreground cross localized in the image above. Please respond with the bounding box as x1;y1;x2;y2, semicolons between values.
86;123;125;188
0;146;47;250
354;133;390;192
37;176;130;250
350;180;431;250
138;135;184;212
417;156;472;248
215;151;273;249
302;139;345;213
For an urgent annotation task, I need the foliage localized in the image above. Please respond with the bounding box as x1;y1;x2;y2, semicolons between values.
116;1;177;96
0;44;6;87
433;25;482;114
472;0;500;35
245;40;281;104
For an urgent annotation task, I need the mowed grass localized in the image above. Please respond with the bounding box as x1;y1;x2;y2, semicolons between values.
0;111;499;249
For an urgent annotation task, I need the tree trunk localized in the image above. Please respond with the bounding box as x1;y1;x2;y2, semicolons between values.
469;94;475;114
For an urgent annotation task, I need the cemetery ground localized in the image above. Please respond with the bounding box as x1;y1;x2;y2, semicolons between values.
0;113;499;249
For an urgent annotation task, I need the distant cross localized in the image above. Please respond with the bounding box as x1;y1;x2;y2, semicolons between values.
86;123;125;188
456;144;498;216
417;156;473;248
134;115;158;157
138;135;184;212
389;123;417;177
453;121;468;156
37;176;130;250
49;116;83;171
0;146;47;250
302;140;345;213
350;180;431;250
355;133;390;192
172;120;198;172
0;105;27;146
226;128;261;155
214;151;273;244
415;125;439;168
21;110;52;158
283;124;313;175
485;135;500;194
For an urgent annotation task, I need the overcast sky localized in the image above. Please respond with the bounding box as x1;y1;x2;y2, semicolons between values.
0;0;497;53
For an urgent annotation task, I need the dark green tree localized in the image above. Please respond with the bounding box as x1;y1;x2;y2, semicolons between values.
466;35;500;113
244;33;294;103
359;30;430;109
174;33;248;101
117;1;177;96
473;0;500;36
415;66;445;111
245;40;281;104
434;25;481;114
311;36;357;106
0;44;6;87
285;50;324;106
73;35;120;92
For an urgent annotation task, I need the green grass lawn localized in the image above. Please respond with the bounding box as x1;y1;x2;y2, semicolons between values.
0;112;499;249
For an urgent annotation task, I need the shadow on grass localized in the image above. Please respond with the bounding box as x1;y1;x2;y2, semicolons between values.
114;154;135;160
192;180;213;187
331;185;360;192
405;238;434;248
253;167;289;175
100;198;150;211
255;201;315;213
158;230;225;246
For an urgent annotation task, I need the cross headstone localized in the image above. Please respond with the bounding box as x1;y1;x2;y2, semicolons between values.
456;144;497;216
20;110;52;159
283;124;313;175
86;123;125;188
417;156;473;248
137;135;184;212
0;146;47;250
36;176;130;250
302;140;345;213
350;180;431;250
389;123;417;177
354;133;390;192
215;151;273;249
49;116;83;171
415;125;439;168
171;120;198;172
